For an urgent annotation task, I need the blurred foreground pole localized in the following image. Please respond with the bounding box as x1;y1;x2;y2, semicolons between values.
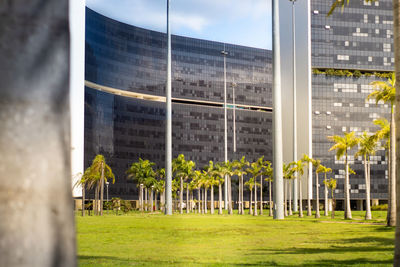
272;0;284;220
0;1;76;266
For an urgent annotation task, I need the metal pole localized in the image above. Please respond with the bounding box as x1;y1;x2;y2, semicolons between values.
273;0;284;220
290;0;298;213
233;81;237;153
165;0;173;215
222;47;228;210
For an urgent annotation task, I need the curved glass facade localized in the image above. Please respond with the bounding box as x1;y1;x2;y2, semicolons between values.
85;8;273;199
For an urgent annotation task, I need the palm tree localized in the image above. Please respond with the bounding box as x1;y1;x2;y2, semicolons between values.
156;168;166;212
220;161;236;215
256;156;268;215
173;154;195;214
233;156;249;215
214;164;226;215
283;163;295;216
316;164;332;217
291;160;304;217
127;158;155;211
84;155;115;216
204;161;218;214
245;177;259;215
368;73;396;226
144;176;157;213
247;162;263;216
328;132;359;219
355;132;378;220
324;178;337;219
262;161;274;216
301;154;313;216
313;159;322;218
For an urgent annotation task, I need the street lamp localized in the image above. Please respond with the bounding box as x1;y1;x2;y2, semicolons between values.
289;0;298;213
221;48;228;210
232;81;237;153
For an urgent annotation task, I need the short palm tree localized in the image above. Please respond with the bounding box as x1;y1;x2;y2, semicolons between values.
368;73;396;226
83;155;115;216
291;160;305;217
127;158;155;211
324;178;337;219
247;162;263;216
213;164;225;215
262;161;273;216
301;154;313;216
316;164;332;217
328;131;359;219
313;159;322;218
355;132;378;220
245;177;259;215
233;156;249;215
173;154;195;214
283;163;295;216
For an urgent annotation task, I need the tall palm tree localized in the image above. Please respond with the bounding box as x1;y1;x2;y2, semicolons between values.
301;154;313;216
233;156;249;215
247;162;263;216
328;132;359;219
221;161;236;215
263;161;274;216
355;132;378;220
291;160;304;217
324;178;337;219
127;158;155;211
205;161;218;214
368;73;396;226
257;156;268;215
313;159;322;218
316;164;332;217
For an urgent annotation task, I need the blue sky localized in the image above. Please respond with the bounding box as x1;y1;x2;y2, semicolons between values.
86;0;272;49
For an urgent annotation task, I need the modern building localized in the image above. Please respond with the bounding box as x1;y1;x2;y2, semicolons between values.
83;0;394;205
84;8;273;199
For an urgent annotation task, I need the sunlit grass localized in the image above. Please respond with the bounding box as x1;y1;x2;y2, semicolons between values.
77;211;393;266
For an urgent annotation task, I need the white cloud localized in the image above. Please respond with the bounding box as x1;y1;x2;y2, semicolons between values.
86;0;271;49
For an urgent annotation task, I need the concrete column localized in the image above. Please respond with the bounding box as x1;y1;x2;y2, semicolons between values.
0;0;76;266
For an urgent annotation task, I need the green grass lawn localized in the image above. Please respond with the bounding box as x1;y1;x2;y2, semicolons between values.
77;211;394;266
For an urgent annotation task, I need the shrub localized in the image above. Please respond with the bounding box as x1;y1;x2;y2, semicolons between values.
353;70;362;78
371;204;387;211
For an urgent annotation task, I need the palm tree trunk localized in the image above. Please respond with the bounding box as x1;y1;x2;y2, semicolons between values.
307;166;312;216
387;146;391;224
344;153;352;219
211;186;215;214
219;183;223;215
94;183;99;215
315;172;320;218
260;175;263;215
186;185;189;214
161;191;165;212
249;188;253;215
365;157;372;220
145;187;148;212
100;162;105;216
331;189;335;219
140;184;143;212
241;175;245;214
198;187;201;214
269;180;273;216
205;187;208;214
324;173;328;217
238;177;242;215
388;107;396;226
288;179;292;216
155;192;159;211
180;177;183;214
82;183;85;216
190;191;194;212
150;189;154;213
299;178;303;218
284;179;288;217
254;178;258;216
228;176;233;215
